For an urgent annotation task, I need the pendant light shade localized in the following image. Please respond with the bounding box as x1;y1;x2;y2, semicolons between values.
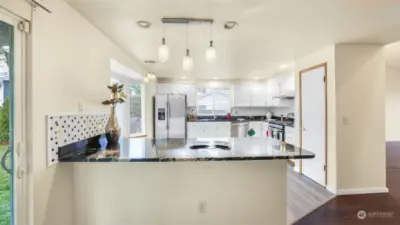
158;38;169;63
206;40;216;62
182;49;193;72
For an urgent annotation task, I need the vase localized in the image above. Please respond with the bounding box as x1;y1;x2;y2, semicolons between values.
105;105;121;150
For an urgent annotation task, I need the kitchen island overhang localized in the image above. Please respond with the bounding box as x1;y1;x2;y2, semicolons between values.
60;137;315;225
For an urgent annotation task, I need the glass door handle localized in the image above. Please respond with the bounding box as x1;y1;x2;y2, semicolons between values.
1;147;11;175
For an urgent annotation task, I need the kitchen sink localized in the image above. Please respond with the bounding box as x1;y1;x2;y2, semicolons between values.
189;144;231;150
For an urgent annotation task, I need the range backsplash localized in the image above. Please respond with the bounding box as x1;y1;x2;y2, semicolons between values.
186;106;294;117
231;107;270;116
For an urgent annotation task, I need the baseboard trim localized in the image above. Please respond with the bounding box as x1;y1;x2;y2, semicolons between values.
336;187;389;195
326;185;337;195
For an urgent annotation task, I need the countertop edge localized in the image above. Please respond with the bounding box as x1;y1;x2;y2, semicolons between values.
59;154;315;163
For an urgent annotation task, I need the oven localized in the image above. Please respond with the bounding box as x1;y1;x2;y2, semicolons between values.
268;123;285;141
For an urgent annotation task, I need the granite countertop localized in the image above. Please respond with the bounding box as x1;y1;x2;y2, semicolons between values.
58;137;315;162
187;118;231;122
187;116;267;123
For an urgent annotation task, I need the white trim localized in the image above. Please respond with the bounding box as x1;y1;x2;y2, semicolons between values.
0;0;31;21
336;187;389;195
326;185;337;195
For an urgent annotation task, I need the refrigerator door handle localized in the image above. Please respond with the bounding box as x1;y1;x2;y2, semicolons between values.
166;102;170;130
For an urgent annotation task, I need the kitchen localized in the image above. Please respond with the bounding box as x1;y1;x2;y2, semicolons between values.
155;72;296;143
1;0;391;225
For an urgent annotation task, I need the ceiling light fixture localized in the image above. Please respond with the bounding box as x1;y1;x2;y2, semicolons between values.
206;23;217;62
183;49;193;72
182;25;193;72
158;24;169;63
149;72;157;80
137;20;152;29
224;21;238;30
280;64;288;69
213;77;218;80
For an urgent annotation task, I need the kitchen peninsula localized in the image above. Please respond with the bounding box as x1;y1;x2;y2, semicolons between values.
60;137;314;225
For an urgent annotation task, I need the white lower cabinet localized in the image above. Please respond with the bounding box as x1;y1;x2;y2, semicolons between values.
249;121;263;137
284;126;295;145
187;122;231;138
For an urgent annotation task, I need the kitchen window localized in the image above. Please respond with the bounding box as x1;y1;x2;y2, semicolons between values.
111;77;145;137
130;82;145;135
197;87;230;116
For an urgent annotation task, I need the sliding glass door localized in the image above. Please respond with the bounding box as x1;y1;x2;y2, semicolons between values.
0;9;27;225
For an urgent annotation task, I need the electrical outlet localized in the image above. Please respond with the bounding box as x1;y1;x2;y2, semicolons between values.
198;201;207;213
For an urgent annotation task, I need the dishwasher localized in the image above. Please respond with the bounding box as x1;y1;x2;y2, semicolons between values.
231;122;249;137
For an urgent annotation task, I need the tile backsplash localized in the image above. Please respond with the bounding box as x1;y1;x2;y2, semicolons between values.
186;106;294;117
231;107;270;117
46;113;109;167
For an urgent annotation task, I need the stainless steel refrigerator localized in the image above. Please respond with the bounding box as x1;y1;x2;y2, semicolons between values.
154;94;187;139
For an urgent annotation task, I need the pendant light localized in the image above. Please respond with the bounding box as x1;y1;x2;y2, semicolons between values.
206;24;216;62
182;49;193;72
158;25;169;63
182;24;193;72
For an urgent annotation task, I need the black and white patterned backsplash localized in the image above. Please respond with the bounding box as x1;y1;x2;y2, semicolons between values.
230;107;271;116
186;106;292;117
46;114;109;166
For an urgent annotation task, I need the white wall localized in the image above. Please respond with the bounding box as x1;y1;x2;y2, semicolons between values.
385;67;400;141
294;45;337;192
73;160;288;225
335;44;387;194
28;0;148;225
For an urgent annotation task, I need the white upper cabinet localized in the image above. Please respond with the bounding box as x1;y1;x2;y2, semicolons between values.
251;84;268;106
233;84;267;106
157;84;196;106
184;86;196;106
265;73;295;106
157;84;171;94
233;84;252;106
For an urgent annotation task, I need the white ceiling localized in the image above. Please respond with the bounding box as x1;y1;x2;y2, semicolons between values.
64;0;400;79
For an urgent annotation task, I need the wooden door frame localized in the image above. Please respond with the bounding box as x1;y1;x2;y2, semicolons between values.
299;62;328;187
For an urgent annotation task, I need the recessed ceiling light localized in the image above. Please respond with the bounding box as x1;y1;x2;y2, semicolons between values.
213;77;218;80
224;21;238;30
280;64;288;69
181;76;187;79
144;60;157;64
254;76;260;80
137;20;152;29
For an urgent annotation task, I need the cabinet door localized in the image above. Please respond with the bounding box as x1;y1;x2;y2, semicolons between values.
157;84;171;94
249;122;263;137
187;123;198;138
234;84;251;106
201;123;213;138
284;126;295;145
171;85;186;94
214;122;231;137
266;79;280;106
184;85;196;106
251;84;267;106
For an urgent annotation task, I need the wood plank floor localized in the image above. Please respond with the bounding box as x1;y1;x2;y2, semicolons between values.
287;166;334;224
294;142;400;225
